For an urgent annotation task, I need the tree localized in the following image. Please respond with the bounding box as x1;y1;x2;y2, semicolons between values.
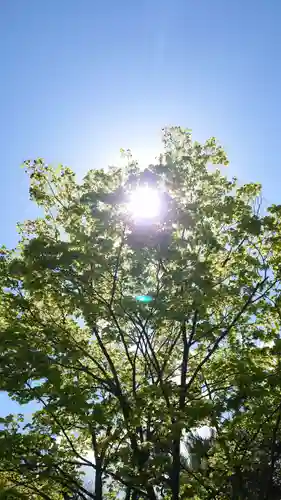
0;414;86;499
1;126;281;499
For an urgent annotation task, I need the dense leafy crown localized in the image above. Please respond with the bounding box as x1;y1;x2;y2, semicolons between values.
1;127;281;499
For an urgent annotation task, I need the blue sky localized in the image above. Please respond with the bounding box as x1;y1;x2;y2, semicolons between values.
0;0;281;414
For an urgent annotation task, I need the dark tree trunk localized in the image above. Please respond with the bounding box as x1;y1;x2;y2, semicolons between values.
171;437;181;500
125;487;131;500
95;458;103;500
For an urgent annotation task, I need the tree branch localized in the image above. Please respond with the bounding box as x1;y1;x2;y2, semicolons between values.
186;278;267;392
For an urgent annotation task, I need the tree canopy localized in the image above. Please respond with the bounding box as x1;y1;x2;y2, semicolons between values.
1;127;281;499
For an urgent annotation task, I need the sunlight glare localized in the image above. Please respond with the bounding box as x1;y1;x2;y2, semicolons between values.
128;186;161;220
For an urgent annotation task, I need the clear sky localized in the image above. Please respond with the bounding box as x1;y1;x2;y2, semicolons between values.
1;0;280;414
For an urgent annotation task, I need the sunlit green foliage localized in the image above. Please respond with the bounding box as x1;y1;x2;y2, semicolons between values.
1;127;281;499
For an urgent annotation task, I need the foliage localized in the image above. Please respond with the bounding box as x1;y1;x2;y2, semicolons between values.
1;127;281;499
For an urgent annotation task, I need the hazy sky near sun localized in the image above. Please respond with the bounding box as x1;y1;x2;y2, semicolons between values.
1;0;281;414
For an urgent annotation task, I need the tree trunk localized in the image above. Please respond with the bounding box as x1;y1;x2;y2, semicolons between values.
171;437;181;500
147;485;157;500
95;458;103;500
125;487;131;500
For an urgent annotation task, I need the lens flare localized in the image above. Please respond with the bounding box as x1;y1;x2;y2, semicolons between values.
135;295;154;303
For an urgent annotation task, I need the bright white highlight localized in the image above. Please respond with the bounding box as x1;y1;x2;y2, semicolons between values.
128;186;161;220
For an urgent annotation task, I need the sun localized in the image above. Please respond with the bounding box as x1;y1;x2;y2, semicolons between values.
127;186;161;220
